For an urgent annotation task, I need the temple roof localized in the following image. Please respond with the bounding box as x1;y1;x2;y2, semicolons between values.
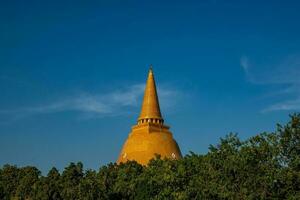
138;67;163;121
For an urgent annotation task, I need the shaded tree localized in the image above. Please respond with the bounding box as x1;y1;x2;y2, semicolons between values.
33;167;62;200
1;113;300;199
60;162;83;200
0;165;20;199
15;166;40;200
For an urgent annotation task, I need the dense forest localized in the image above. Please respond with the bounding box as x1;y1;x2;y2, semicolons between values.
1;114;300;200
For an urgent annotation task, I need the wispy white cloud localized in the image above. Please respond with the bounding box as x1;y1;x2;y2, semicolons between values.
0;83;181;122
240;56;254;82
241;54;300;85
240;54;300;113
240;56;249;72
262;98;300;113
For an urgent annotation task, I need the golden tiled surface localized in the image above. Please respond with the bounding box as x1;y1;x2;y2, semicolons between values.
117;124;182;165
117;68;182;165
138;68;162;121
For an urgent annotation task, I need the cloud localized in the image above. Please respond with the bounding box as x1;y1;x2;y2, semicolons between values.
0;83;181;122
240;56;254;82
240;56;249;72
241;54;300;85
262;98;300;113
241;54;300;113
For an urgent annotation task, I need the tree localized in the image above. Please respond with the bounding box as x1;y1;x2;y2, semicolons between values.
1;113;300;199
32;167;62;200
60;162;84;200
79;169;102;200
277;113;300;198
0;165;20;199
15;166;41;200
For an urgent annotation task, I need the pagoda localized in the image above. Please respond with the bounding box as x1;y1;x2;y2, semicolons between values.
117;67;182;165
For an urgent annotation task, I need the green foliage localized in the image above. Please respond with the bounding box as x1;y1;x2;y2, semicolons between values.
1;113;300;199
0;164;19;199
16;166;40;199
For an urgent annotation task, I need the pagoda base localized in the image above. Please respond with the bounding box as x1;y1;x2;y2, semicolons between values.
117;123;182;165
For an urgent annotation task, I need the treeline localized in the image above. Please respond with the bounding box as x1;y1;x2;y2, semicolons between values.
1;114;300;200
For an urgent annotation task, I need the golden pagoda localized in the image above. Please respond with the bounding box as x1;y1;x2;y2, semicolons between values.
117;67;182;165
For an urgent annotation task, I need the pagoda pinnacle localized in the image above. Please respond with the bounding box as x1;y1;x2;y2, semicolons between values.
138;67;163;124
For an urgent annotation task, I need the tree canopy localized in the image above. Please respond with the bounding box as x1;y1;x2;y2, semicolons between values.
1;113;300;199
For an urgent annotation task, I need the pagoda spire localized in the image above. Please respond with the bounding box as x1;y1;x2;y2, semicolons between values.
138;66;163;125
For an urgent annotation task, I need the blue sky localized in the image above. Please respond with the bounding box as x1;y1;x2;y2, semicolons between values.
1;0;300;173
